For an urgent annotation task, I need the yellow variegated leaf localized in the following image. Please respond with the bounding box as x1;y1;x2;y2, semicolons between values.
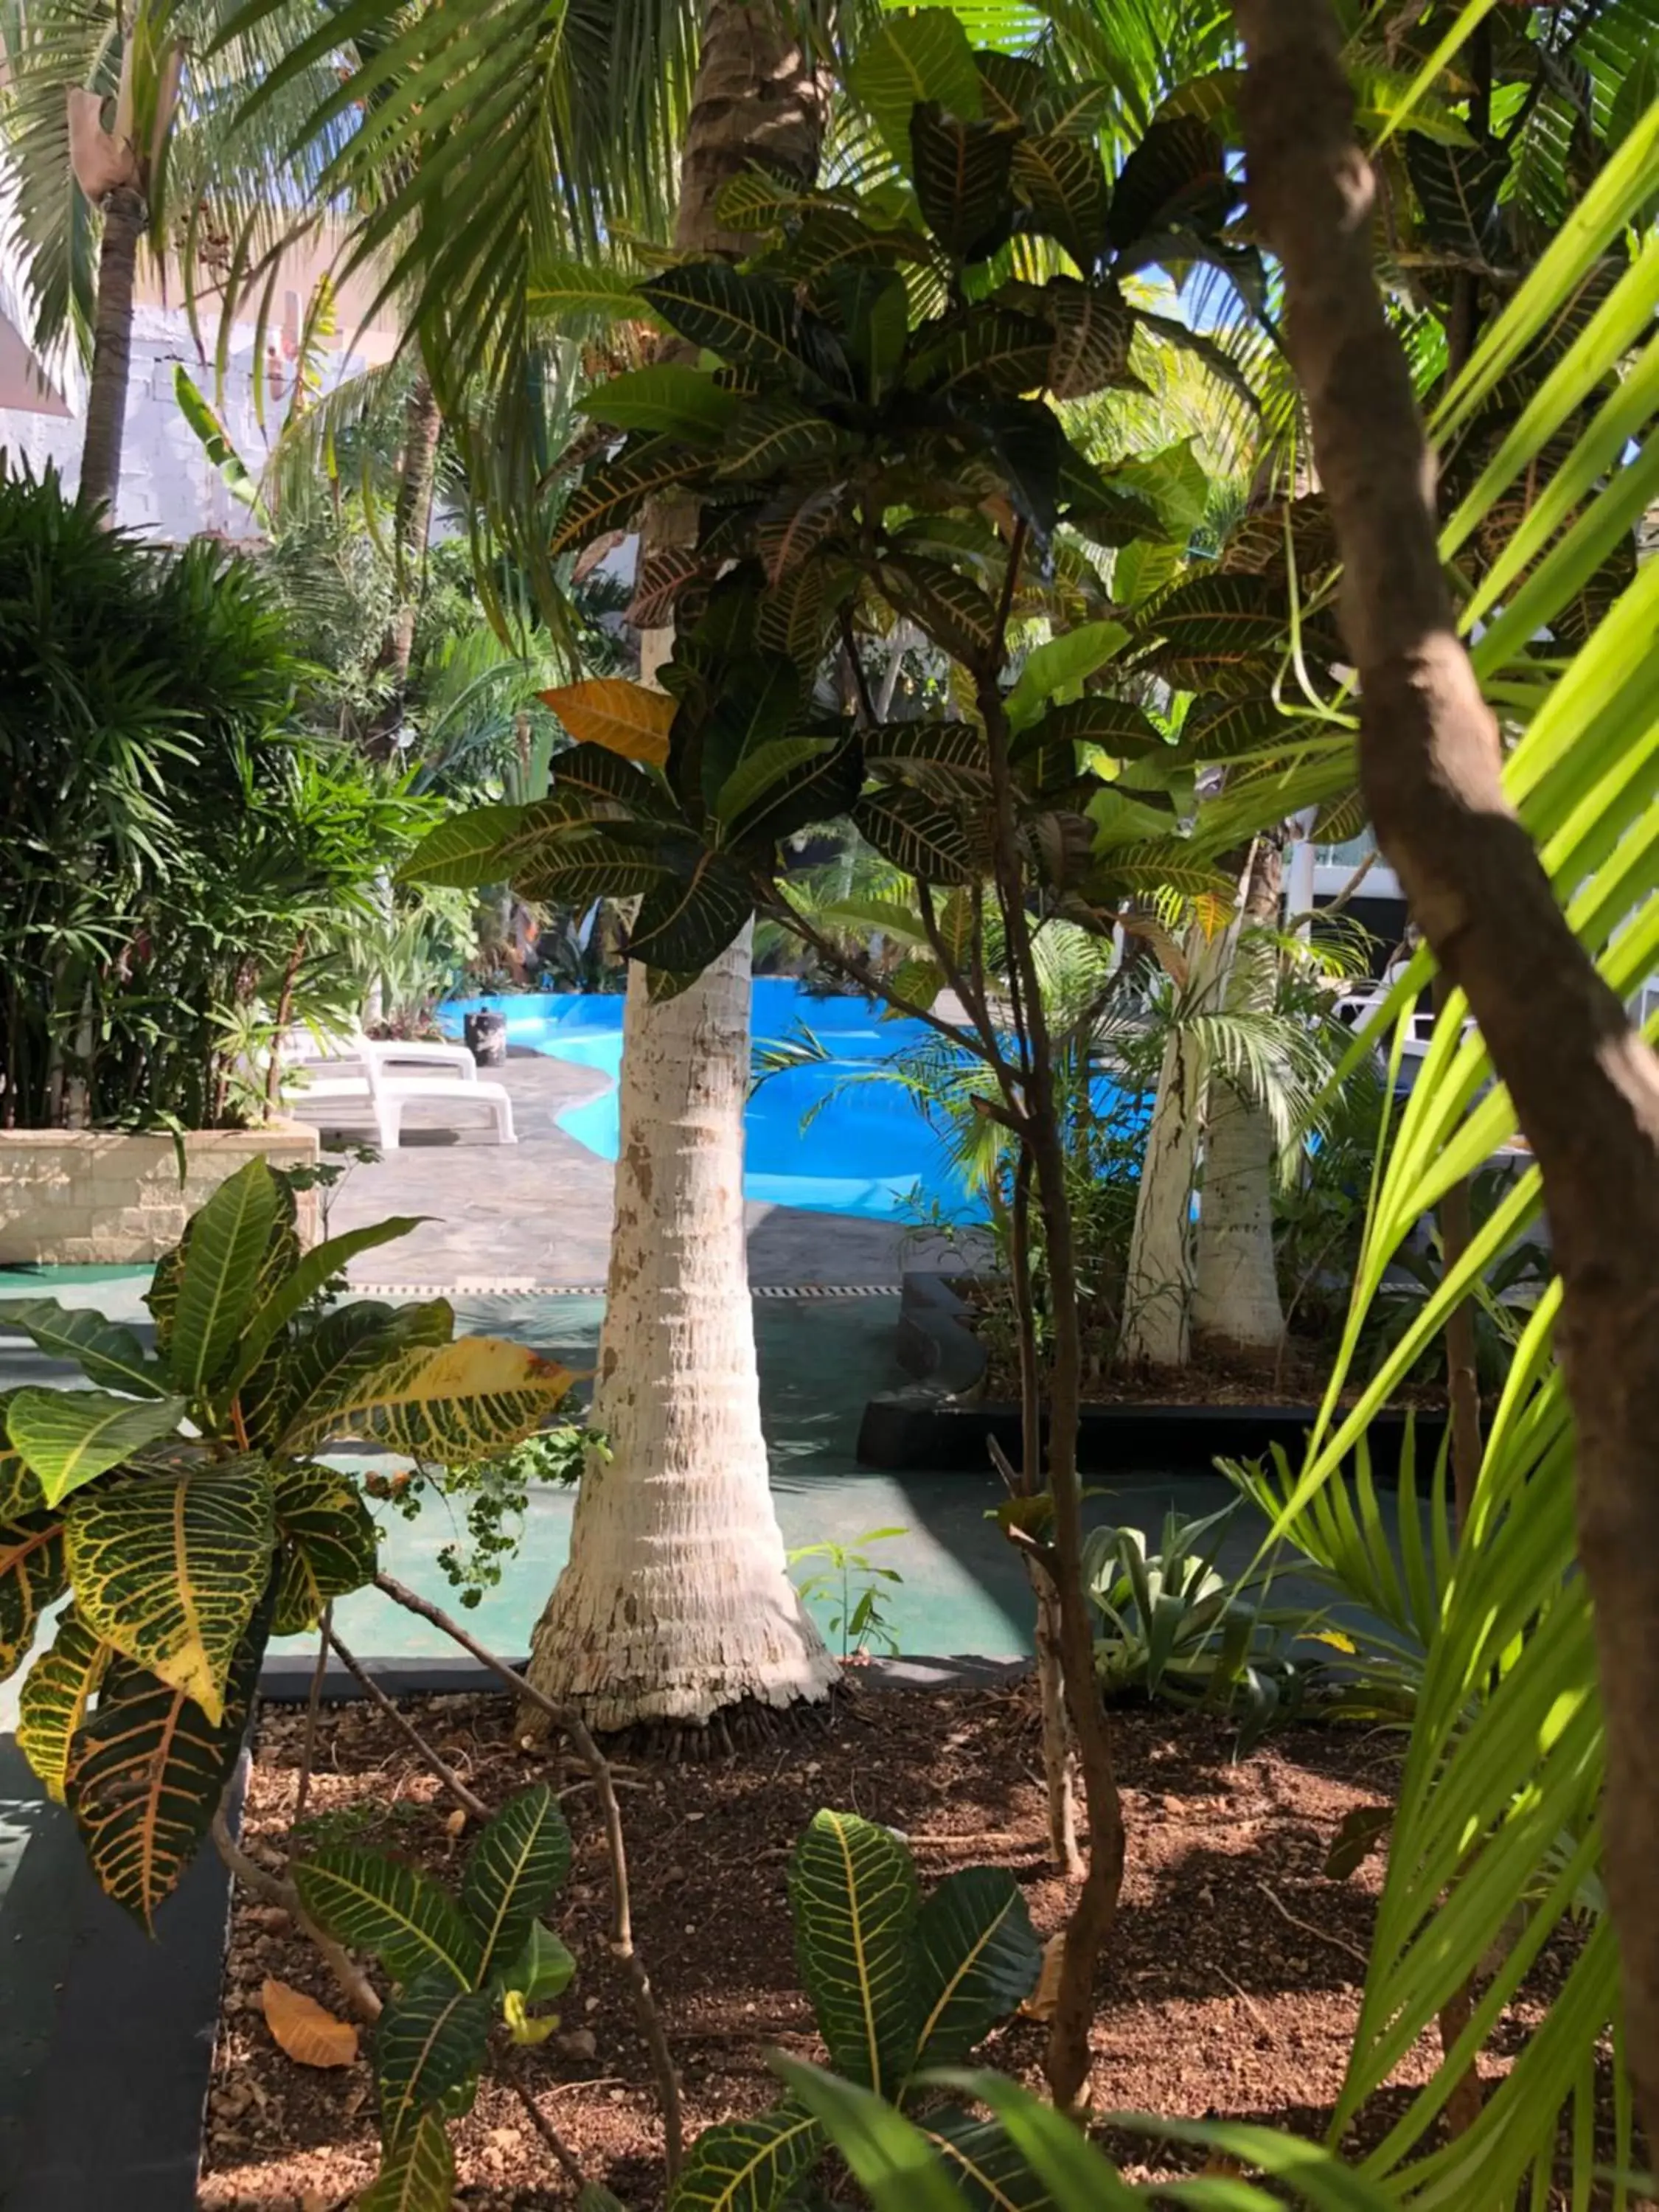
539;678;675;765
271;1464;380;1635
64;1459;276;1724
66;1621;266;1927
0;1512;66;1682
0;1390;44;1519
280;1337;576;1461
17;1607;111;1801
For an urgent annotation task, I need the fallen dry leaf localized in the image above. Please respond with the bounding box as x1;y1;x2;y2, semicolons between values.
261;1976;359;2069
1022;1932;1065;2022
443;1807;468;1837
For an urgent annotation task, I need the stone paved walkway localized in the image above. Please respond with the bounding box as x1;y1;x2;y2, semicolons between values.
321;1046;969;1287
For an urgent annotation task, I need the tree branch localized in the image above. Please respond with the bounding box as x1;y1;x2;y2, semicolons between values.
372;1571;684;2177
1234;0;1659;2146
327;1629;490;1823
210;1806;383;2024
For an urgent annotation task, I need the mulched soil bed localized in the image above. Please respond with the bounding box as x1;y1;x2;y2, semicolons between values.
199;1682;1551;2210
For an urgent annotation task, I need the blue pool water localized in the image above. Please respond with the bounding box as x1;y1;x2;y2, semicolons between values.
442;981;982;1222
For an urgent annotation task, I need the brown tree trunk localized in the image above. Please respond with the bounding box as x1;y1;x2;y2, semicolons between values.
672;0;824;253
366;373;444;757
1235;0;1659;2149
78;184;146;520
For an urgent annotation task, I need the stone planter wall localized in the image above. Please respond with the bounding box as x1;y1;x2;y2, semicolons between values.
0;1124;319;1265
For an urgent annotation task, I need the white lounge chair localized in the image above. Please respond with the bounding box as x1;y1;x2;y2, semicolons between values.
280;1030;515;1150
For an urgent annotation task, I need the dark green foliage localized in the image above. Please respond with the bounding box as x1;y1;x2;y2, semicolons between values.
0;462;436;1130
669;1810;1040;2212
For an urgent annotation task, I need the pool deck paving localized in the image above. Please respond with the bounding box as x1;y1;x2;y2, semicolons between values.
324;1046;959;1288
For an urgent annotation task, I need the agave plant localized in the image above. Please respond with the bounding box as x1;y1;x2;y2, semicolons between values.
295;1783;577;2210
669;1809;1043;2211
0;1158;572;1921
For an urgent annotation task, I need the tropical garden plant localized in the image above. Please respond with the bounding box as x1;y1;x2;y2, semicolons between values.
0;1158;573;1920
669;1808;1043;2212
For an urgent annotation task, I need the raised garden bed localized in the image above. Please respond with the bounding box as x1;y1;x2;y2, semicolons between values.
860;1270;1447;1478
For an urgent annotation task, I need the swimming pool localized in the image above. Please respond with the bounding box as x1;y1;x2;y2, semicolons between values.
441;980;982;1222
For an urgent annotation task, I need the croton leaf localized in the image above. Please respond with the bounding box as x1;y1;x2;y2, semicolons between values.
1012;132;1110;268
271;1463;380;1636
282;1329;575;1464
755;488;844;584
377;1968;494;2151
855;786;981;886
296;1846;484;1991
168;1158;282;1399
1405;134;1509;257
628;849;755;973
541;679;676;766
788;1809;920;2095
974;49;1046;127
552;436;703;557
0;1299;166;1398
16;1606;111;1802
818;263;910;395
0;1391;43;1519
0;1512;66;1682
1016;696;1166;762
228;1218;430;1400
1004;619;1129;731
714;165;807;233
144;1242;184;1355
910;104;1019;262
720;735;865;852
1178;692;1290;762
848;6;981;160
1041;279;1141;399
1133;570;1296;684
917;2108;1055;2208
550;742;678;821
65;1458;276;1724
1107;114;1233;251
754;555;841;675
907;307;1053;399
5;1386;189;1509
578;364;738;439
628;548;714;629
639;265;804;376
461;1784;574;1983
716;397;843;481
501;1919;577;2005
1022;807;1099;888
526;257;651;323
66;1608;267;1927
666;2104;825;2212
357;2108;455;2212
864;721;990;779
910;1865;1043;2068
880;556;1001;665
515;829;686;909
398;801;546;888
276;1299;451;1446
691;652;804;810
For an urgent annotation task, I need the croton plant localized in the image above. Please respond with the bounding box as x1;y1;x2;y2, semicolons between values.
403;17;1357;978
0;1159;571;1921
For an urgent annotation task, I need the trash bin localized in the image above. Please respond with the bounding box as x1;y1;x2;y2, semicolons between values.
464;1010;507;1067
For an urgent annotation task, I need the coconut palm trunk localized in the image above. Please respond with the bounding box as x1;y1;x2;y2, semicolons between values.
524;0;836;1730
1191;834;1287;1352
77;183;146;516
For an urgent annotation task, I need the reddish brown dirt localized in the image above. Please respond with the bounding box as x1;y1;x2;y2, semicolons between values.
197;1684;1532;2210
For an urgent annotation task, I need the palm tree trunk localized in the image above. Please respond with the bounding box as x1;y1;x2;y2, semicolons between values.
1192;835;1287;1352
523;0;832;1731
77;185;146;519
